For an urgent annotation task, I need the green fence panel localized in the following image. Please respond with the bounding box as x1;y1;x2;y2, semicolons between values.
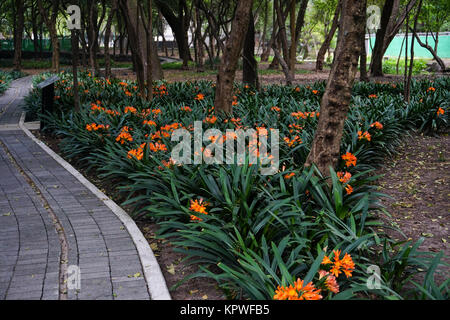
367;34;450;59
0;37;72;52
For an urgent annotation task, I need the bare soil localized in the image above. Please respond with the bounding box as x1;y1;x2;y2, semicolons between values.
376;133;450;284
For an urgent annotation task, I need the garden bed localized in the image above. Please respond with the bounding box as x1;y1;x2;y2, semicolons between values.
25;71;449;300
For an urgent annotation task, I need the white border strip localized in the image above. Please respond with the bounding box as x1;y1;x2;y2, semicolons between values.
19;112;171;300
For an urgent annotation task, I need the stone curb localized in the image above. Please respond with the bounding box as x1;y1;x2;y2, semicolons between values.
19;112;171;300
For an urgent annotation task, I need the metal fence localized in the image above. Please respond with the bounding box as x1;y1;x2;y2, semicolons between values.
0;37;72;52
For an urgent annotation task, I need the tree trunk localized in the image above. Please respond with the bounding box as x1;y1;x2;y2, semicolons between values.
359;0;368;82
315;0;341;71
71;30;80;112
305;0;365;175
405;0;422;102
13;0;25;71
369;0;394;77
412;30;446;71
242;12;259;89
214;0;253;114
104;0;117;79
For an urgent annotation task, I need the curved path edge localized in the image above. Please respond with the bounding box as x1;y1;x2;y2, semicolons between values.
18;112;171;300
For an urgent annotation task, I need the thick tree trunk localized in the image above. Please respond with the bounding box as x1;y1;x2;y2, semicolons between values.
214;0;253;114
13;0;25;71
242;12;259;89
305;0;365;175
315;0;341;71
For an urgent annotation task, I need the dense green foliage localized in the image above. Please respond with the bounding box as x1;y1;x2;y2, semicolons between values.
25;71;449;300
0;70;26;95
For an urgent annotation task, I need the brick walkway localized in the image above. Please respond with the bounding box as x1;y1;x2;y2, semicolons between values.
0;77;164;300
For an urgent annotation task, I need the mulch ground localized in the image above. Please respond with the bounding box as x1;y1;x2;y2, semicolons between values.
376;133;449;284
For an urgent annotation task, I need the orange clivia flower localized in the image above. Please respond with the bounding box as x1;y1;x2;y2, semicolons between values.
368;94;378;99
143;119;156;126
427;87;436;93
437;107;445;116
312;90;319;95
180;106;192;112
337;171;352;184
189;199;209;222
116;126;133;144
323;250;355;278
124;106;137;114
357;130;371;141
341;152;357;167
273;278;322;300
204;115;217;124
194;93;205;101
271;106;281;112
284;172;296;180
370;121;383;130
344;184;353;195
318;270;340;294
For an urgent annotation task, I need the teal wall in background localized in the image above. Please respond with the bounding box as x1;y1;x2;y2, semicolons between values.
367;33;450;58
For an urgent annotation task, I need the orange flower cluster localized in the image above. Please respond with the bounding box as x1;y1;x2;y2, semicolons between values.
148;142;167;152
189;199;209;222
294;87;301;92
337;171;351;184
116;126;133;144
437;107;445;116
357;130;371;141
124;106;137;114
291;111;319;120
284;136;302;147
284;172;295;180
143;119;156;126
288;123;303;133
194;93;205;101
318;270;339;294
271;106;281;112
232;95;239;106
341;152;357;167
312;90;319;95
322;250;355;278
370;121;383;130
151;108;162;117
427;87;436;93
91;103;105;112
180;106;192;112
368;94;378;99
127;143;146;161
337;171;353;195
154;84;168;96
273;278;322;300
86;123;109;131
204;115;217;124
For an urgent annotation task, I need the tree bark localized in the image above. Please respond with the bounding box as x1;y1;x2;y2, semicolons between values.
37;0;60;72
104;0;117;79
13;0;25;71
315;0;342;71
405;0;422;102
71;29;80;112
305;0;365;176
242;12;259;89
359;0;368;82
214;0;253;115
369;0;394;77
412;30;446;71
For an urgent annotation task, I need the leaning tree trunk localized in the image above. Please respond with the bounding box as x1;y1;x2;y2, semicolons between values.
305;0;365;176
412;31;446;72
13;0;25;71
315;0;341;71
242;12;259;89
214;0;253;114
